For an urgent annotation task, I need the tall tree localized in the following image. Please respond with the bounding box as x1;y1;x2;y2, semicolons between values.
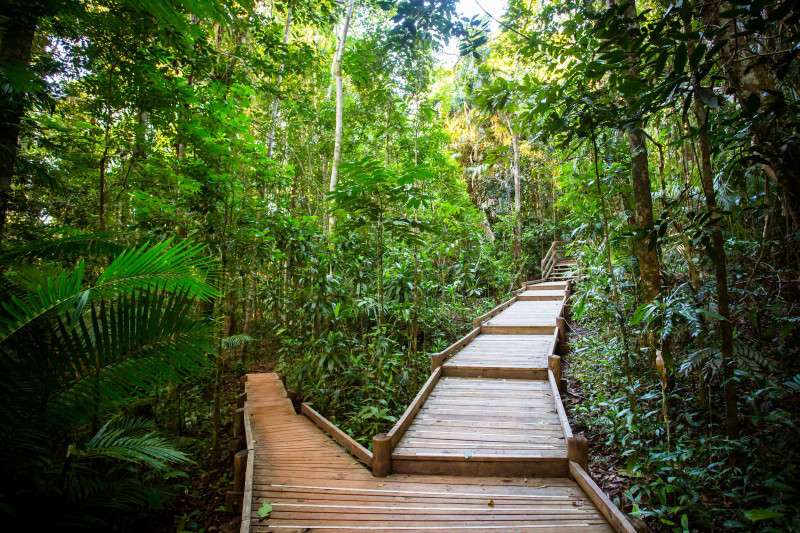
326;0;355;237
613;0;662;310
0;0;39;237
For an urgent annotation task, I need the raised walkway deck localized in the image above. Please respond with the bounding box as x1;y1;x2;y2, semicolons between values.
234;245;636;532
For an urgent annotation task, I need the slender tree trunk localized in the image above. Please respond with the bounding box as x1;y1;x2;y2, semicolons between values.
628;127;660;304
504;112;522;277
325;0;355;237
267;7;292;161
385;97;392;166
411;96;420;379
594;132;636;412
0;18;36;237
212;202;231;461
245;7;293;346
693;99;741;465
609;0;661;365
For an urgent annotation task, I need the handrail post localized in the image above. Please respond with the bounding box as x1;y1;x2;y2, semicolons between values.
372;433;392;477
548;355;562;385
568;435;589;472
556;317;568;355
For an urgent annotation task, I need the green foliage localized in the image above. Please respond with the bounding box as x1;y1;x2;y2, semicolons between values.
0;237;217;526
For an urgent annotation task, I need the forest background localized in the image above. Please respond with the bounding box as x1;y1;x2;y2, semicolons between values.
0;0;798;531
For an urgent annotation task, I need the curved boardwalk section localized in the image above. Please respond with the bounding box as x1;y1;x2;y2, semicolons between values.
241;374;613;532
238;246;636;532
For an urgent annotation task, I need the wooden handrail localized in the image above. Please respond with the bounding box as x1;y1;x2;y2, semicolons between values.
548;369;573;440
430;327;481;370
541;240;573;281
386;367;442;448
569;462;638;533
541;241;557;271
239;382;255;533
472;295;517;329
301;403;373;467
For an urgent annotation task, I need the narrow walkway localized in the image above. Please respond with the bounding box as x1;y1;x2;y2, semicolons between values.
236;243;636;532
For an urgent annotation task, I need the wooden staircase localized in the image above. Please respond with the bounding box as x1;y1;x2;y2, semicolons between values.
541;241;578;282
235;241;637;532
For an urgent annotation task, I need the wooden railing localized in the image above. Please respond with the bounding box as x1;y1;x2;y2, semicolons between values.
301;403;373;467
236;377;254;532
430;327;481;370
373;367;443;477
541;240;570;280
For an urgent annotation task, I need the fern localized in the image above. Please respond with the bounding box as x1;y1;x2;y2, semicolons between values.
74;418;190;469
221;333;255;349
57;417;191;523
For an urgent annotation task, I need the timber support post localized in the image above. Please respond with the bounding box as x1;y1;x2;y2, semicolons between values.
372;433;392;477
564;287;572;320
548;355;562;386
568;435;589;473
230;406;246;459
226;449;248;513
556;317;568;355
233;407;245;439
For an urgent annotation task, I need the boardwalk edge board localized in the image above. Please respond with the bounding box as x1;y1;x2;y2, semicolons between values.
239;242;637;533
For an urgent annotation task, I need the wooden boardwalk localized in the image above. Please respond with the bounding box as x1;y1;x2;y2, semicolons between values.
234;244;637;532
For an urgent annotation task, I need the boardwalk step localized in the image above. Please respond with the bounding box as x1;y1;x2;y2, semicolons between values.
240;244;635;532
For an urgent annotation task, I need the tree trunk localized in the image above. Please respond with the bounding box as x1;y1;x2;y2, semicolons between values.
0;17;36;237
610;0;661;310
628;125;661;305
504;112;522;276
693;98;741;465
267;6;292;161
325;0;355;237
699;0;800;231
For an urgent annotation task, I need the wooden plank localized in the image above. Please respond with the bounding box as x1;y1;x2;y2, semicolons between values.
473;296;518;329
569;462;637;533
301;403;373;468
240;385;254;533
527;281;567;290
517;291;567;301
392;457;569;478
481;325;557;335
442;366;548;380
387;367;442;448
549;370;573;439
430;328;481;370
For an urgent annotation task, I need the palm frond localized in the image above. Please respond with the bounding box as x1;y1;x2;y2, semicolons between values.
74;418;190;469
0;285;215;440
59;417;190;520
0;229;130;265
0;238;219;345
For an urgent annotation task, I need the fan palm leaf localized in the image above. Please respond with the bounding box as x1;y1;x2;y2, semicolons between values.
0;237;219;346
0;285;215;440
0;229;130;266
